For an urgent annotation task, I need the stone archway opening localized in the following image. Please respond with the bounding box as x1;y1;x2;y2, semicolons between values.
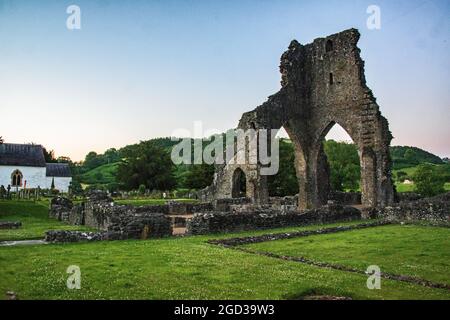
320;122;362;205
201;29;395;209
232;168;247;198
268;126;299;197
322;123;361;192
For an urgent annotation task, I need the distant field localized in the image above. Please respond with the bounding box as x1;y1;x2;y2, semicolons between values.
393;164;450;193
393;166;418;177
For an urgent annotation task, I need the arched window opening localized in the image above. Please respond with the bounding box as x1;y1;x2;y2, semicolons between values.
268;126;299;197
232;168;247;198
322;123;361;196
11;170;23;187
326;39;333;53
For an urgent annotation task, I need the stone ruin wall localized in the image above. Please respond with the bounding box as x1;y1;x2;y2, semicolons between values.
202;28;395;211
47;193;214;242
47;190;450;241
45;29;449;240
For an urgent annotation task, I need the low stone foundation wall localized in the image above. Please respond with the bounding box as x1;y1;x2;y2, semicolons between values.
396;192;423;203
48;192;174;241
328;191;361;205
187;204;361;235
45;209;172;243
83;201;172;238
44;230;127;243
49;196;73;222
268;196;298;206
213;198;252;211
0;221;22;229
368;192;450;225
48;191;450;239
68;204;84;225
229;203;298;213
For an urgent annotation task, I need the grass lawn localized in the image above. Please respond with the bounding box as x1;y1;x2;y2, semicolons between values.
0;200;94;241
0;201;449;300
115;198;199;206
243;224;450;286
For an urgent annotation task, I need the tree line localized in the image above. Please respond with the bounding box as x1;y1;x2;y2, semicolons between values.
31;134;448;197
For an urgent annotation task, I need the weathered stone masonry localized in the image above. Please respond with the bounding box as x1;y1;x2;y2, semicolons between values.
47;193;214;241
203;29;395;210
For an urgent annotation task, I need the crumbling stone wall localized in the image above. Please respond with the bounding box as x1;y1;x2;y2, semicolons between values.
47;193;173;240
206;29;394;210
48;196;73;221
187;204;361;235
83;200;172;238
0;221;22;229
68;204;84;225
366;192;450;225
396;192;423;202
328;191;362;205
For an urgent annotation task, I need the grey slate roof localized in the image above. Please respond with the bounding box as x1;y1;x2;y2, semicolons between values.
0;143;46;167
46;163;72;177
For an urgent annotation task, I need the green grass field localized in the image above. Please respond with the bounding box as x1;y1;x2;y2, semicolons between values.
243;224;450;285
0;201;449;300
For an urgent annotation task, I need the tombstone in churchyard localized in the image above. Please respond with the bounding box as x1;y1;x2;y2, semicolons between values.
7;185;11;199
0;185;5;199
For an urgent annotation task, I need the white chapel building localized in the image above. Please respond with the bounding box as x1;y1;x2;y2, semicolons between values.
0;143;72;192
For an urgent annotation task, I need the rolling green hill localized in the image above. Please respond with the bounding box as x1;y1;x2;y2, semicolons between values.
79;162;119;185
390;146;443;170
77;138;447;192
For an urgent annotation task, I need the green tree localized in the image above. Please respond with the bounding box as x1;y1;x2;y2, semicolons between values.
69;179;83;195
404;149;416;163
323;140;360;191
43;147;57;163
268;139;298;196
104;148;120;164
83;152;103;170
396;171;408;182
117;141;177;191
185;163;215;190
413;164;446;197
94;172;104;181
138;184;146;195
56;156;72;163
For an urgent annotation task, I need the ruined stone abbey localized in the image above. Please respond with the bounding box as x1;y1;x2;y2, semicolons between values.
203;28;395;211
44;29;449;242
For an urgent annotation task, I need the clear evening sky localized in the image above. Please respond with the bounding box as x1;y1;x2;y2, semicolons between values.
0;0;449;161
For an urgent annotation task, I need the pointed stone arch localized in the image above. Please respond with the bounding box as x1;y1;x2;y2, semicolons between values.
203;29;394;210
11;169;23;187
231;167;247;198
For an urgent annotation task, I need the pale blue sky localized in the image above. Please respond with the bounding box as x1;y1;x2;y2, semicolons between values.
0;0;449;160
